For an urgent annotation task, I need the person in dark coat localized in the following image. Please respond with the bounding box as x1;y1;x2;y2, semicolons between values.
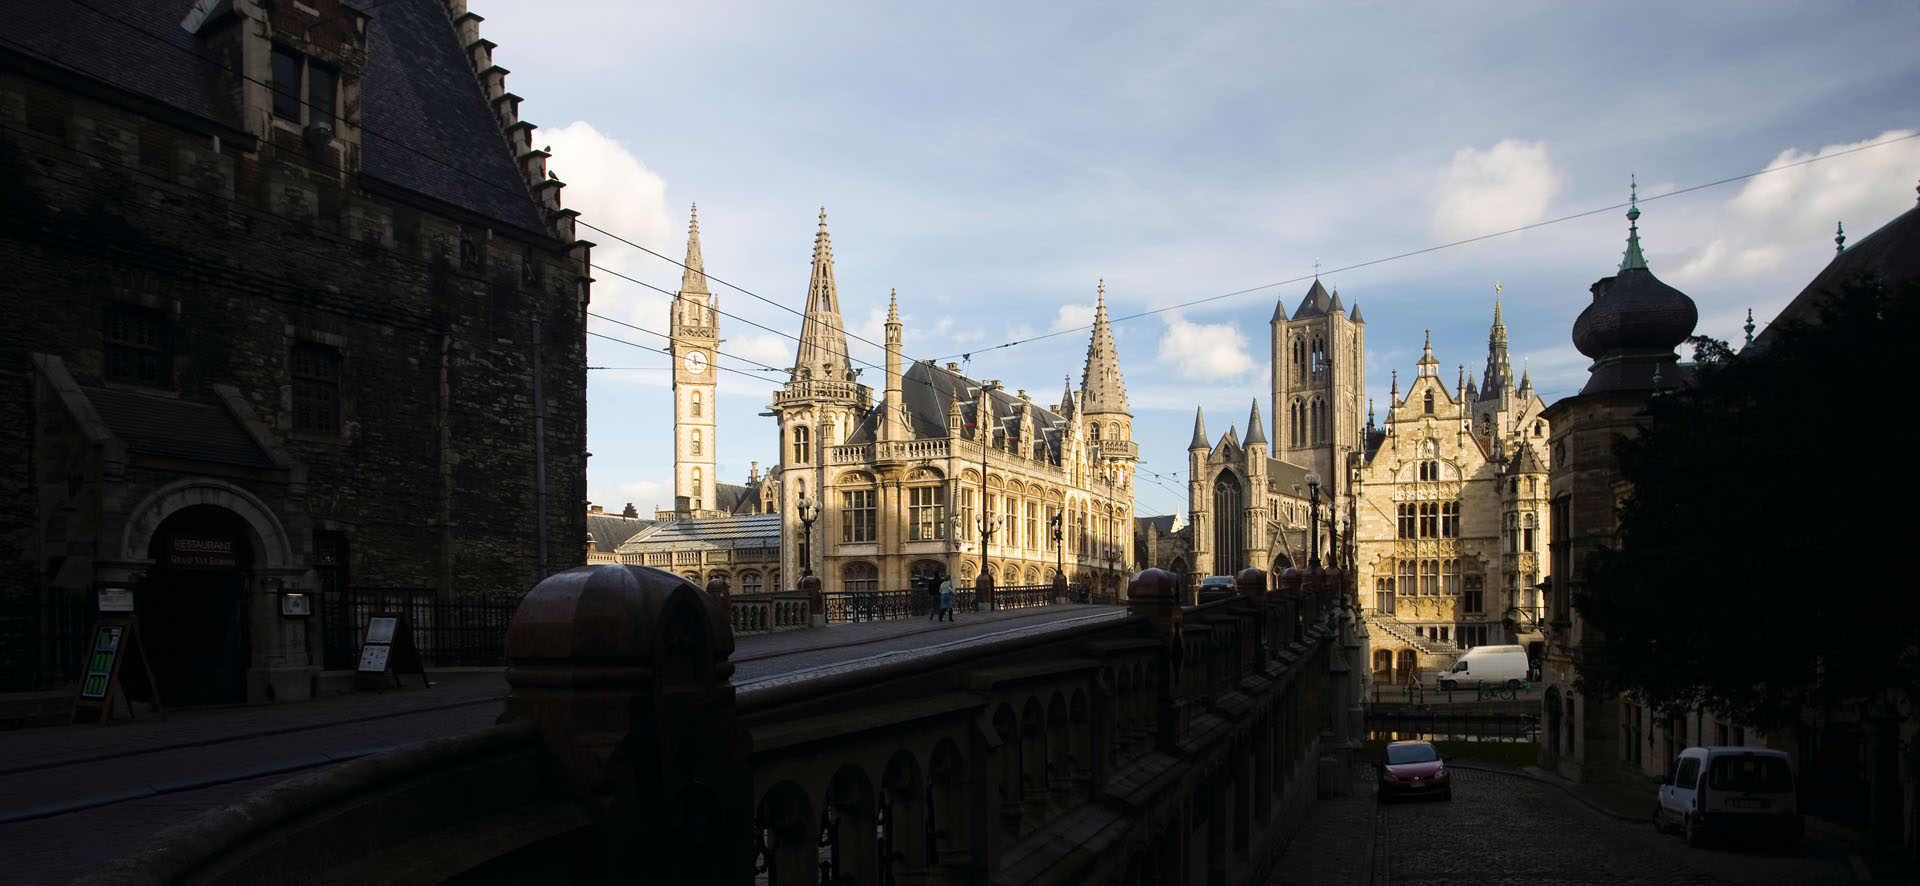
923;573;940;619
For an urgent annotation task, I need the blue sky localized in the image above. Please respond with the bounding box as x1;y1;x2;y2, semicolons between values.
474;1;1920;520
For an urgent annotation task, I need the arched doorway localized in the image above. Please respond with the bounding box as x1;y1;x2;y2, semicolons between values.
1395;649;1418;686
1372;648;1394;685
137;504;255;705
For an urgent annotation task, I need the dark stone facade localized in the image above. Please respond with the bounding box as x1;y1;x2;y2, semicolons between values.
0;0;588;702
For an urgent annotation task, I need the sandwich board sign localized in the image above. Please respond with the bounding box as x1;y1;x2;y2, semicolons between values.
355;613;428;691
71;618;165;725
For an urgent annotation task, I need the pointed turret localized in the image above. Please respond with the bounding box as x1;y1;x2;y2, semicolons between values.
1058;376;1076;420
793;208;853;381
1417;330;1439;377
681;203;710;295
1351;302;1364;324
1480;297;1515;404
1189;406;1208;450
1292;279;1335;319
1244;399;1267;447
1328;288;1345;315
883;289;903;441
1079;279;1131;415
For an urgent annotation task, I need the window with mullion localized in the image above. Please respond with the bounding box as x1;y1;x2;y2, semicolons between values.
105;304;170;387
271;45;303;121
291;342;340;432
841;488;875;543
909;486;946;541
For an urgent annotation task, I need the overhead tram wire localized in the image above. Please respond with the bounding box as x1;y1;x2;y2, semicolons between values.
33;7;1920;383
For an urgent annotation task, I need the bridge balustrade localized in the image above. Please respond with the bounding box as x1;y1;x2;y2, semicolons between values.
90;565;1357;886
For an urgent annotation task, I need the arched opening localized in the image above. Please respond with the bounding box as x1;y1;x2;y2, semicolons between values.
824;764;878;885
928;739;967;868
755;781;815;885
882;752;926;879
1211;472;1245;575
137;504;256;705
1372;648;1394;685
1395;648;1418;686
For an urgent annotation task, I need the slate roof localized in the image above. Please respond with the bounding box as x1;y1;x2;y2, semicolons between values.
586;513;652;553
1292;280;1335;320
84;387;277;468
617;514;782;552
846;360;1072;463
0;0;546;237
1752;197;1920;351
715;481;757;515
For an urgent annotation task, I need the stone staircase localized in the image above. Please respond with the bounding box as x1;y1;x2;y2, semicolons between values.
1364;611;1459;658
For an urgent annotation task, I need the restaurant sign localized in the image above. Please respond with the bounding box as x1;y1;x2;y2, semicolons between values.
167;535;237;570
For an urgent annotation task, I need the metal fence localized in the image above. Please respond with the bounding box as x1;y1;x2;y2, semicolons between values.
1366;711;1541;742
0;588;95;692
321;589;522;670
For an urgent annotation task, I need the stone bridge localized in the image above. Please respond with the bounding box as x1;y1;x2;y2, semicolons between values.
79;564;1362;886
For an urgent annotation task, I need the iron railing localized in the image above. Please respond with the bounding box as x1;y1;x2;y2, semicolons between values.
321;589;521;670
0;587;95;692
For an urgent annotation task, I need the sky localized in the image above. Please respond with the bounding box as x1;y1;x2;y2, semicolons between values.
472;1;1920;521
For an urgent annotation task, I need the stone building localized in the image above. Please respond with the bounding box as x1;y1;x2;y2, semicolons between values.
1354;308;1550;685
1185;280;1365;588
1538;195;1697;781
0;0;589;704
753;213;1136;595
612;514;781;592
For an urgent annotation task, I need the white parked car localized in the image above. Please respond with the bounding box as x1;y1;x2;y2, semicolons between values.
1654;746;1802;851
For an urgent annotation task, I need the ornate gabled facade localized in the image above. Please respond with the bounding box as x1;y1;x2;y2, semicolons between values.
765;223;1135;595
1353;311;1549;686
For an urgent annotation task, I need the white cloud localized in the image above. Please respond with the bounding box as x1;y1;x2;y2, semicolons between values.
1052;303;1095;332
1430;140;1561;241
1156;314;1255;380
731;332;794;374
545;121;676;328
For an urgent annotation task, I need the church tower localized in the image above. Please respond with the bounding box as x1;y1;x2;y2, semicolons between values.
1079;280;1136;553
771;209;866;581
1475;297;1517;443
671;205;720;513
1270;279;1367;486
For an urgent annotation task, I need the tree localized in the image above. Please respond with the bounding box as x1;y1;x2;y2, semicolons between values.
1574;275;1920;730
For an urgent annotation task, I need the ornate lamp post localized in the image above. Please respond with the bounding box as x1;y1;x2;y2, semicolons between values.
1304;470;1322;569
1049;512;1067;600
795;493;819;579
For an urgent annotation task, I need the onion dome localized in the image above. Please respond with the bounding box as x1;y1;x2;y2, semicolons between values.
1570;182;1698;394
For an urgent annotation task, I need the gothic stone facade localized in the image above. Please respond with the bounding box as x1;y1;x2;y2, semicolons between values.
0;0;589;703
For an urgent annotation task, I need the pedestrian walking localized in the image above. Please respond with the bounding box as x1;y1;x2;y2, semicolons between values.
938;575;955;622
923;573;940;620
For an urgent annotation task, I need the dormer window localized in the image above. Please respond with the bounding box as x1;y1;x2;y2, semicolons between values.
271;45;337;132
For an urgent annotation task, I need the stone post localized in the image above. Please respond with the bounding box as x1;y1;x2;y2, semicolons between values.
706;574;732;634
1277;566;1304;644
801;573;824;627
1127;568;1184;753
499;564;754;885
976;571;996;612
1052;570;1068;605
1234;567;1267;661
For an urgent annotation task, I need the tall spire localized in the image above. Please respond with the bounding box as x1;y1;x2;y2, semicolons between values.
1080;279;1130;414
1189;406;1208;450
1059;375;1076;419
792;208;852;380
1620;175;1648;271
680;203;710;295
1480;289;1514;402
1416;329;1438;377
1244;398;1267;446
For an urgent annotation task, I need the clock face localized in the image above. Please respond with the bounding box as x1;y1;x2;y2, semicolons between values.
684;351;708;374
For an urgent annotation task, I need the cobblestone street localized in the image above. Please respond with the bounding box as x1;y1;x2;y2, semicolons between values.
1269;764;1861;886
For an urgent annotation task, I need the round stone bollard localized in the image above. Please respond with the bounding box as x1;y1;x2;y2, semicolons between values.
1126;567;1184;639
800;573;824;626
500;563;752;884
706;574;733;633
976;572;995;612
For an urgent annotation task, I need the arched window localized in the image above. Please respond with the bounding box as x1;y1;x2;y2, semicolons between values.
1289;399;1305;447
842;561;878;592
1311;335;1326;375
691;430;702;456
1397;560;1416;596
793;425;811;463
1310;397;1327;442
1424;390;1435;414
741;571;762;594
1420;559;1438;595
691;391;702;417
1292;338;1307;383
1533;420;1543;437
1107;421;1120;441
1212;473;1247;574
1090;424;1101;442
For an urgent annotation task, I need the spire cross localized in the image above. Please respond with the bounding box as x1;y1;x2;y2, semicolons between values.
1313;256;1321;277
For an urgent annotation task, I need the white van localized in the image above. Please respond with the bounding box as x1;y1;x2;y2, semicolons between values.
1433;645;1529;691
1654;746;1801;850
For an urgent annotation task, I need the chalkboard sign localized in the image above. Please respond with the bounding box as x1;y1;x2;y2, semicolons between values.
70;618;165;725
355;612;428;691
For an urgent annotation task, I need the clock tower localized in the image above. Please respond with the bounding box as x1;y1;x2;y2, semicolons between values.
671;205;721;514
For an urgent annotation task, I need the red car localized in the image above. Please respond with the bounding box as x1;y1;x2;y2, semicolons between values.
1378;740;1451;801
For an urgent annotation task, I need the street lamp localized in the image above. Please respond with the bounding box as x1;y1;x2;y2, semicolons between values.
1304;470;1322;569
1049;512;1065;595
795;493;818;578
